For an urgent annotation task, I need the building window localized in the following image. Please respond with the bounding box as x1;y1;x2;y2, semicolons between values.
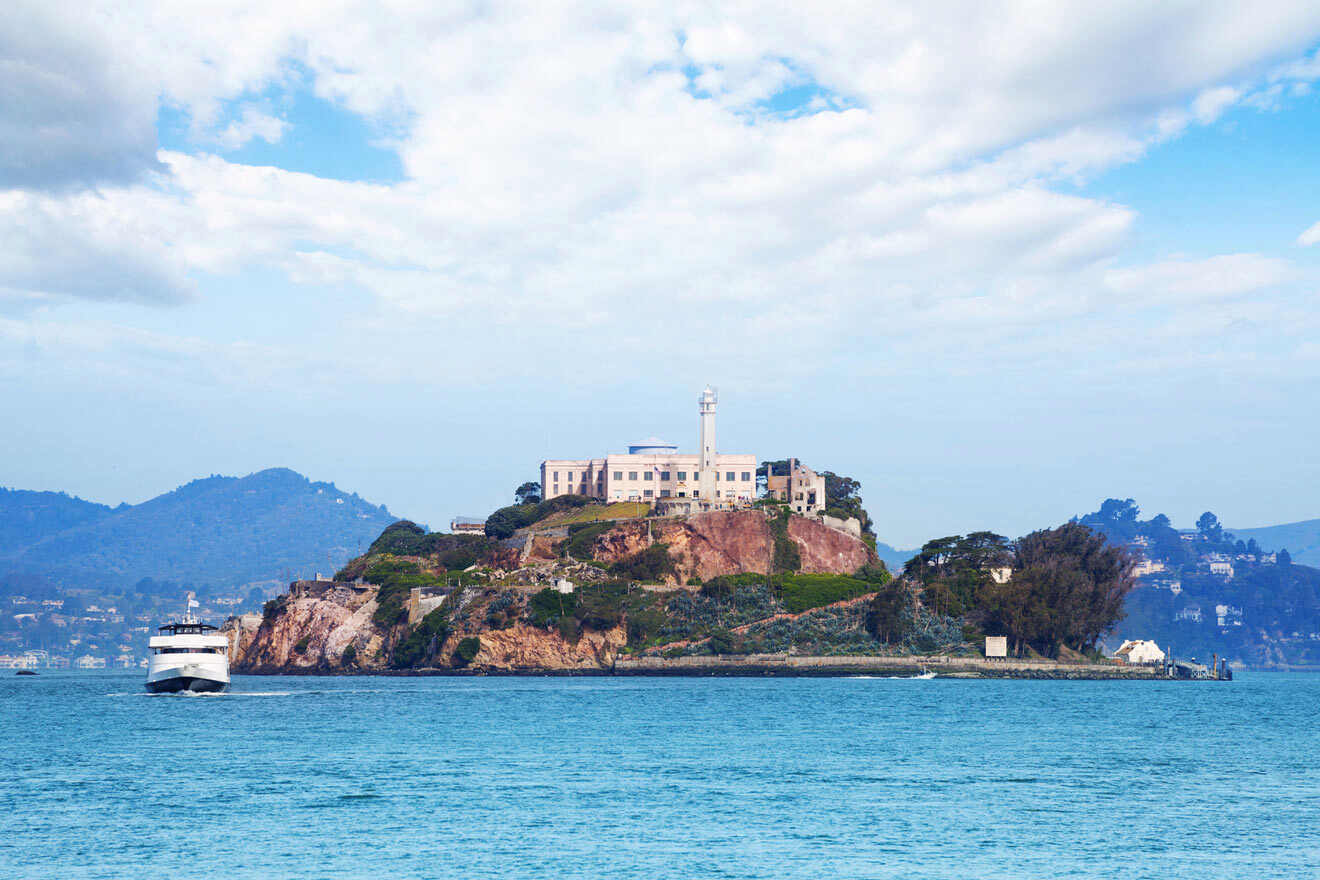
643;471;653;481
677;471;686;481
693;490;700;498
553;471;559;480
567;472;573;481
614;471;622;480
629;472;638;480
660;489;671;497
715;471;720;481
644;489;654;498
660;471;670;480
678;491;686;497
742;472;751;481
716;491;722;498
726;472;735;482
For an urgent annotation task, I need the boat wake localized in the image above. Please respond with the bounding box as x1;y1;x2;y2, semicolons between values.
107;690;294;698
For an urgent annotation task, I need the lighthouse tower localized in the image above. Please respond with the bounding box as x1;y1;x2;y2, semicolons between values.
697;386;717;503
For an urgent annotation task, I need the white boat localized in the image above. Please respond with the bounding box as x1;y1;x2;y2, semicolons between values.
145;598;230;693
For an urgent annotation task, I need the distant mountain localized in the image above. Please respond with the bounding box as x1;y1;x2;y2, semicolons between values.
873;541;916;573
1228;519;1320;568
0;468;399;592
0;488;114;557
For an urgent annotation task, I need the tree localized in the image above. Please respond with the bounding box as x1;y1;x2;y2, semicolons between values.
978;523;1134;657
1247;538;1261;556
1097;498;1140;523
1280;548;1292;565
867;580;910;643
1196;512;1223;542
515;481;542;505
1149;513;1172;529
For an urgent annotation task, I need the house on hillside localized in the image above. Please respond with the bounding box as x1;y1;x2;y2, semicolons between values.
1133;559;1165;577
1114;639;1165;665
1209;561;1234;578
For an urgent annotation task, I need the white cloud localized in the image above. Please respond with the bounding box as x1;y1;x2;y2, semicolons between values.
2;1;1320;370
212;107;289;151
1191;85;1242;123
1104;254;1294;302
1299;221;1320;246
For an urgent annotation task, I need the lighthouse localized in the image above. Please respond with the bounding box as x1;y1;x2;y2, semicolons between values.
697;386;717;502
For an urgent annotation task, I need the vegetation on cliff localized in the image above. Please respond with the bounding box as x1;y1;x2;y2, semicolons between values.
483;495;597;539
238;507;1140;673
905;523;1135;657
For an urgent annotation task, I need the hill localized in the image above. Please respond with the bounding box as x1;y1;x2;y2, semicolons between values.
1228;519;1320;568
0;468;398;592
1076;499;1320;667
0;488;114;557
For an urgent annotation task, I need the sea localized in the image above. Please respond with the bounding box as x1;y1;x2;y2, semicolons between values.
2;671;1318;880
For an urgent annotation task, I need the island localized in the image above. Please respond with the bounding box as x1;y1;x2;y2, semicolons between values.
222;496;1181;679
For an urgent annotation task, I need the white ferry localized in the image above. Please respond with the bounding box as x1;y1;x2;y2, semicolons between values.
145;598;230;693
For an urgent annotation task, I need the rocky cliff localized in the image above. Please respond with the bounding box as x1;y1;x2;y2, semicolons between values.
590;509;871;583
224;507;885;675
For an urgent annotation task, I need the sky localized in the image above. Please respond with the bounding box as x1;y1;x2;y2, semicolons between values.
3;2;1320;548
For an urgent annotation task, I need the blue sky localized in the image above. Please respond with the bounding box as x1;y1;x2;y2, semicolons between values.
3;4;1320;547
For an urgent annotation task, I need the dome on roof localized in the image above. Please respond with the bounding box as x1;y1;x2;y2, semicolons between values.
628;437;678;455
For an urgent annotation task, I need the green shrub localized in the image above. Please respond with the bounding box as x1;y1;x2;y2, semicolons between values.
573;580;628;630
391;608;450;669
854;561;891;584
364;521;492;566
485;495;599;539
565;521;612;561
341;643;357;666
293;635;310;654
707;627;735;654
368;521;427;554
527;588;576;627
778;573;873;615
687;576;703;586
453;636;482;667
625;608;668;646
262;596;287;620
364;558;446;629
558;616;581;643
769;509;801;573
610;543;676;582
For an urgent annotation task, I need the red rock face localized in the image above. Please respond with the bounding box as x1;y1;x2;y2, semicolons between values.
590;510;871;583
787;515;873;574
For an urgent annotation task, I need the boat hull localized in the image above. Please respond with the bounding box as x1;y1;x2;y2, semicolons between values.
145;655;230;693
145;674;227;693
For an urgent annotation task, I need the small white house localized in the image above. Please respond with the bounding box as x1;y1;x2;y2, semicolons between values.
554;578;575;595
1114;639;1165;665
1209;561;1234;578
984;636;1008;658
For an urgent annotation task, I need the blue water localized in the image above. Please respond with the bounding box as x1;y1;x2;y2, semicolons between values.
2;672;1318;879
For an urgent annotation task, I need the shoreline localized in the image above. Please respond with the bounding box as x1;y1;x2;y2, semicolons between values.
235;653;1179;680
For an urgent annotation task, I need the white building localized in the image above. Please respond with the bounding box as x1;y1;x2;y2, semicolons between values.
75;655;106;669
1114;639;1165;665
1215;604;1243;627
1132;559;1165;577
1209;561;1234;578
987;566;1013;585
984;636;1008;658
540;387;756;509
